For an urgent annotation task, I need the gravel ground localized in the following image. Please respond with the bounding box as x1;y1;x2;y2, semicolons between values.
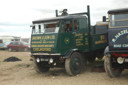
0;50;128;85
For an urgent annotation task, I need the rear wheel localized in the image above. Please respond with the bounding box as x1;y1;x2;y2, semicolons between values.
65;52;84;76
34;58;50;73
104;53;123;77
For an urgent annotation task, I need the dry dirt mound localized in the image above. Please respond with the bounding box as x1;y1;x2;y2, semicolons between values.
3;56;22;62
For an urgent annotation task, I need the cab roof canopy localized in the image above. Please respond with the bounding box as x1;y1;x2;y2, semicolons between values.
32;15;87;24
108;8;128;14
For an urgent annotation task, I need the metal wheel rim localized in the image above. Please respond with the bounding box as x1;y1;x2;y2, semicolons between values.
72;57;81;71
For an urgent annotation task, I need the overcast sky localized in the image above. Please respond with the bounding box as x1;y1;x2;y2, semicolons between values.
0;0;128;38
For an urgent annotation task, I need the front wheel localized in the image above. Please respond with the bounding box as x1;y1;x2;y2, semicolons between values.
65;52;84;76
104;54;123;77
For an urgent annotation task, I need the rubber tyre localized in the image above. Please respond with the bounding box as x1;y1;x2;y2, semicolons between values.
8;48;12;52
104;54;122;78
34;58;50;73
65;52;84;76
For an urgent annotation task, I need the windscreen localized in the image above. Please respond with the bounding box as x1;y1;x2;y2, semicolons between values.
32;21;60;34
109;13;128;28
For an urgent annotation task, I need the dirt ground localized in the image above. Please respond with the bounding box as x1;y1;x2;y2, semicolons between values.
0;50;128;85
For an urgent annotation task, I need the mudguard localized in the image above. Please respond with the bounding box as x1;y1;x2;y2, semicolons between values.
64;49;79;58
104;46;109;55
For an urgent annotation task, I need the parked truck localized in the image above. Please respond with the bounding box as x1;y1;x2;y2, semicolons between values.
104;8;128;77
30;6;108;76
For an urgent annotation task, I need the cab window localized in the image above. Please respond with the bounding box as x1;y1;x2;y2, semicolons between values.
74;20;78;31
109;13;128;28
79;18;87;29
63;20;72;32
32;21;60;34
77;18;88;32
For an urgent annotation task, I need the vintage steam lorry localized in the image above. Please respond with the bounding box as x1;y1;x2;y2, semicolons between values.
30;6;108;76
104;8;128;77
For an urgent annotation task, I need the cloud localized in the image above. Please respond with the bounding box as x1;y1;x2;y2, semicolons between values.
112;0;128;8
0;25;30;32
0;32;31;38
0;22;30;26
33;9;54;14
0;0;128;37
0;25;31;38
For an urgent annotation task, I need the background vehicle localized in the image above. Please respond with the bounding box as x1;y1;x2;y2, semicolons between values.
0;36;20;50
0;43;4;49
0;39;4;49
0;41;11;50
7;41;30;52
104;8;128;77
3;41;11;49
30;6;108;76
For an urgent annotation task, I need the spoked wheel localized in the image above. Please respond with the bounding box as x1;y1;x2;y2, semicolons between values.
34;58;50;73
104;53;123;78
65;52;84;76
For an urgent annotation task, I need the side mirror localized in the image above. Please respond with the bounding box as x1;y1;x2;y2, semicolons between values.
30;24;34;27
31;25;35;34
30;25;35;29
32;25;35;30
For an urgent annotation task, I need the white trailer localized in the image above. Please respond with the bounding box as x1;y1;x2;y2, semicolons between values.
0;36;21;43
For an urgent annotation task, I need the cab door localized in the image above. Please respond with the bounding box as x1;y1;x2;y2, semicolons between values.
74;18;89;52
60;20;75;54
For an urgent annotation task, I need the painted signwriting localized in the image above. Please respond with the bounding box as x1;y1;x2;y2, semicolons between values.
112;29;128;43
31;35;56;51
32;35;55;40
75;33;84;46
33;48;51;51
95;35;107;45
31;45;54;48
85;33;88;45
113;44;128;48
